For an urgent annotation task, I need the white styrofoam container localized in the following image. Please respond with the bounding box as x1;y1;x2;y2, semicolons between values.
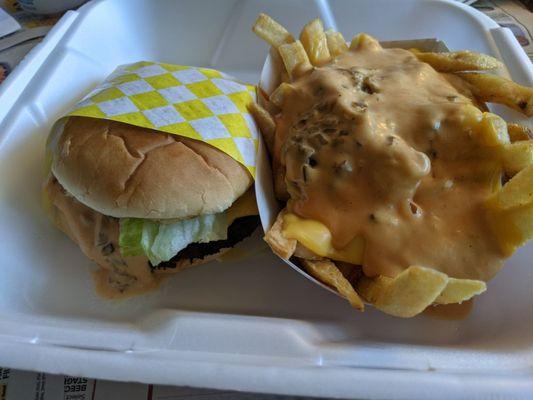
0;1;532;399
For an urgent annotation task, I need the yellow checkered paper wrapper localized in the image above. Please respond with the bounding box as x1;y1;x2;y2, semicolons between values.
64;61;259;177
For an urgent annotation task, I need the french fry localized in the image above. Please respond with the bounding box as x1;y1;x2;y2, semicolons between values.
299;18;331;65
441;73;488;111
505;205;533;253
456;73;533;117
350;33;382;51
293;243;322;260
257;89;278;118
357;266;449;318
267;46;286;87
486;166;533;256
264;209;296;260
252;13;294;48
477;112;510;147
435;278;486;305
508;123;533;142
325;29;348;57
502;141;533;175
486;164;533;211
487;203;533;256
273;162;289;201
280;70;291;83
410;49;502;72
335;261;363;286
278;40;313;79
248;101;276;154
269;82;293;108
301;259;364;311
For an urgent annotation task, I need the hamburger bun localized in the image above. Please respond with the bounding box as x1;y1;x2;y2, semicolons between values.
51;117;252;219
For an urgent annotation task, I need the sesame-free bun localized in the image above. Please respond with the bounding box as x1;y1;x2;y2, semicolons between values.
51;117;252;219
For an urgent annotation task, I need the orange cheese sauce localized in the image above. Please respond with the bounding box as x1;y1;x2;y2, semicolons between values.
275;43;505;280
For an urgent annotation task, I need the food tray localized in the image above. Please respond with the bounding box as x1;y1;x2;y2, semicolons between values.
0;1;532;398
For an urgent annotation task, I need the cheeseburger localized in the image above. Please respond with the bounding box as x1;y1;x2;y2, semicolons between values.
44;117;258;298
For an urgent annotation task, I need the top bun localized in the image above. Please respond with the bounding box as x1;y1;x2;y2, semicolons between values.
51;117;252;219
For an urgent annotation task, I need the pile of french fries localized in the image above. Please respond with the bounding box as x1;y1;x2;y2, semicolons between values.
251;13;533;318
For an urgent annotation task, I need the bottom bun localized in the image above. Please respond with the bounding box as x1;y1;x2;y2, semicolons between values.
92;247;227;299
44;176;258;299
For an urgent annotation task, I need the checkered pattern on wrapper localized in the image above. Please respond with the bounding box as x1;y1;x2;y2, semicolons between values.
69;62;259;176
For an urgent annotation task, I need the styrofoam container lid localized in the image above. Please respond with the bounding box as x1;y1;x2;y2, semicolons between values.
0;1;532;399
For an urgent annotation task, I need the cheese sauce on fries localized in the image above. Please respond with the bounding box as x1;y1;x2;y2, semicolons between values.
275;39;505;280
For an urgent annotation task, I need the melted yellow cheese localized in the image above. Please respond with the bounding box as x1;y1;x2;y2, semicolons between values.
226;187;258;223
215;188;260;263
282;213;364;264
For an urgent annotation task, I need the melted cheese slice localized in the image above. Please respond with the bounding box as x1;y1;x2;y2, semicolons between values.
282;213;364;264
226;187;258;223
215;188;259;263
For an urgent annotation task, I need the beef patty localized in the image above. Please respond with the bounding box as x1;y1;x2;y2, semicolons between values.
151;215;260;271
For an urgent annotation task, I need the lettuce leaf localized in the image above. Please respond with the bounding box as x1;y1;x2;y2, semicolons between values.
119;218;145;257
119;213;229;265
